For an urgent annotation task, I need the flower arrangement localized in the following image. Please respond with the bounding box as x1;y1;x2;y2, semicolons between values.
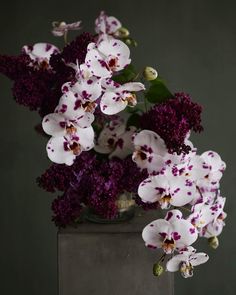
0;11;227;279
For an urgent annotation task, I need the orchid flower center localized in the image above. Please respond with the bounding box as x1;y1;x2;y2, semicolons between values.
108;56;118;71
133;149;147;161
66;124;77;135
83;101;96;112
160;195;172;209
123;93;137;106
64;138;81;155
69;142;81;155
162;238;175;254
180;261;193;278
107;137;115;148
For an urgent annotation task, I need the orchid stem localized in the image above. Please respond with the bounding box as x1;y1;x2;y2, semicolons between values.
64;31;68;45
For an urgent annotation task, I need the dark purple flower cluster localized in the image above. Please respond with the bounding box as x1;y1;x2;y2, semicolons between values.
37;163;74;193
0;32;94;117
51;192;82;227
141;92;203;154
40;151;147;226
61;32;95;64
0;54;31;80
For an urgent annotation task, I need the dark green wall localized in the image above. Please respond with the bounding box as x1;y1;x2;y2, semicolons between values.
0;0;235;294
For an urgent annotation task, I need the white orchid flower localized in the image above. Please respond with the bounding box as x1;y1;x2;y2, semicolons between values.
138;172;196;209
142;210;198;254
100;78;145;115
94;118;136;159
46;126;94;165
22;43;59;65
95;11;121;36
132;130;169;173
188;196;226;233
166;246;209;278
53;91;95;128
199;196;227;238
85;39;131;78
200;151;226;183
52;21;82;37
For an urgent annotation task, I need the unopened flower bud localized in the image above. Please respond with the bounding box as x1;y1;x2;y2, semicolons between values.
124;38;137;47
117;27;130;38
143;66;158;81
125;39;132;46
208;236;219;249
153;263;164;277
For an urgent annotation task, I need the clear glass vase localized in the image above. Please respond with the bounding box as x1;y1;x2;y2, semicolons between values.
85;192;136;224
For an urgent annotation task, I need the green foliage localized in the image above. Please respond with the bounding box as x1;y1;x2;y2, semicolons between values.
145;77;173;103
126;113;142;128
112;64;137;84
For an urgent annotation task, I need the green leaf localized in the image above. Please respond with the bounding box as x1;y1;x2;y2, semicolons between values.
126;113;142;128
112;64;137;84
145;77;173;103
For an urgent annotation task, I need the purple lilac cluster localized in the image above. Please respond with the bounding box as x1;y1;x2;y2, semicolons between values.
140;92;203;154
40;152;147;227
0;32;94;117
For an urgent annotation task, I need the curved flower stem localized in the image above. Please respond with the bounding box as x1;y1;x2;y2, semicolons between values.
158;253;167;263
64;31;68;44
196;186;204;199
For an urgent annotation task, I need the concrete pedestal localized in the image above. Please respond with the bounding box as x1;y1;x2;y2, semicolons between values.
58;210;174;295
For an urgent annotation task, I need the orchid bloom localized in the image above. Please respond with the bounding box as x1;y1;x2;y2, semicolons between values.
142;210;198;254
100;78;145;115
46;126;94;165
54;76;102;128
52;21;82;37
199;196;227;238
94;117;136;159
85;39;131;78
200;151;226;184
95;11;121;37
22;43;59;65
132;130;169;173
188;196;226;233
138;173;196;209
53;91;95;128
166;246;209;278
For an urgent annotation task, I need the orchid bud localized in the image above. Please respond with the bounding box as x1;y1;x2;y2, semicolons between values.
208;236;219;249
117;27;130;38
143;66;158;81
153;263;164;277
124;38;137;47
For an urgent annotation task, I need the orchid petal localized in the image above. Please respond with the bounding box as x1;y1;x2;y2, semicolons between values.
100;91;127;114
142;219;171;249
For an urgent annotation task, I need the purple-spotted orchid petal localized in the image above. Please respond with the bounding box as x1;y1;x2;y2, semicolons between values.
46;126;94;165
100;79;145;115
52;21;82;37
42;112;94;137
55;91;96;127
110;126;136;159
94;117;126;154
85;39;131;77
22;43;59;65
188;196;226;232
132;130;168;173
61;75;102;102
95;11;121;36
142;215;197;254
166;247;209;278
200;151;226;182
199;196;227;238
94;117;136;159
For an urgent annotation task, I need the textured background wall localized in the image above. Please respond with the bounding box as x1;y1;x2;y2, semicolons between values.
0;0;235;294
